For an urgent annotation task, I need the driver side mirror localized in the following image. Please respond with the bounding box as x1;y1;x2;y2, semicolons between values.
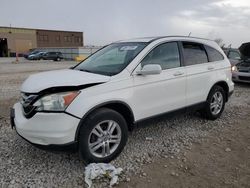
136;64;162;75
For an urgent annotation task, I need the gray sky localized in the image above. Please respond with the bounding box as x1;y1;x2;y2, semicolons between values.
1;0;250;47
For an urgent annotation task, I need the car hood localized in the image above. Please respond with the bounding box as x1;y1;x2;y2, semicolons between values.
239;42;250;58
21;69;110;93
228;59;240;66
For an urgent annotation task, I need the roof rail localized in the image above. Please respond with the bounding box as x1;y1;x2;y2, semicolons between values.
148;35;214;43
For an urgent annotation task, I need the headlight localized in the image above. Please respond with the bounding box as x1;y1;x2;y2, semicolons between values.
231;65;238;72
33;91;80;112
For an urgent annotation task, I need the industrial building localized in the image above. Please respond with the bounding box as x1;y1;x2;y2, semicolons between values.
0;26;83;57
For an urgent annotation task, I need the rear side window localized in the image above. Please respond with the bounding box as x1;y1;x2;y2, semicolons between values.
141;42;180;70
182;42;208;66
204;45;224;62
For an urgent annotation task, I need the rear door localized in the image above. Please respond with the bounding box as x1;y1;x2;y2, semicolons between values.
132;41;187;120
181;41;217;106
51;52;57;59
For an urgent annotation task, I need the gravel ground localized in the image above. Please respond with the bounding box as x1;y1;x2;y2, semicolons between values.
0;59;250;187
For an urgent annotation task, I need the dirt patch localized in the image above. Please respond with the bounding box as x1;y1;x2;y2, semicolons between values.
118;108;250;188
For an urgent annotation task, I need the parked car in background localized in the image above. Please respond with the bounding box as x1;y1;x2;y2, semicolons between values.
27;51;46;60
42;52;63;61
223;48;241;65
232;42;250;83
11;36;234;163
24;50;41;59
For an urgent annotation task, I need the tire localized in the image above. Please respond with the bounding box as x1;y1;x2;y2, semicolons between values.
78;108;128;164
56;57;61;61
202;85;226;120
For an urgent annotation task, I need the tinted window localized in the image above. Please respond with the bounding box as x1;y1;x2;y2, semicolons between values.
205;45;224;62
182;42;208;66
141;42;180;70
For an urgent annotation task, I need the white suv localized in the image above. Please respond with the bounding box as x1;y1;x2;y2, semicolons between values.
11;36;234;163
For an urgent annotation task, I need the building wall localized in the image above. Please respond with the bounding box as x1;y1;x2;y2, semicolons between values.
0;27;84;56
0;27;37;54
36;30;83;48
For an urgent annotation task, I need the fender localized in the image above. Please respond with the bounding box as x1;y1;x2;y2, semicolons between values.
74;100;135;141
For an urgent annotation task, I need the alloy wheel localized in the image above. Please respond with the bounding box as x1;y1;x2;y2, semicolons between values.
210;91;223;115
88;120;121;158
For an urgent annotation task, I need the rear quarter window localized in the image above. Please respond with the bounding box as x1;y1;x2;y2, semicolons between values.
204;45;224;62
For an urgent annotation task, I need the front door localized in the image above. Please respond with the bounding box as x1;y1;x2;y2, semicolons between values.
132;42;187;121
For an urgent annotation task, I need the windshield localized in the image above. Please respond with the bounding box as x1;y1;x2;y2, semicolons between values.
74;42;148;76
228;51;241;60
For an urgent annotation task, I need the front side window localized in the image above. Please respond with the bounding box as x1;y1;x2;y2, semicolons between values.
141;42;180;70
74;42;147;76
182;42;208;66
205;45;224;62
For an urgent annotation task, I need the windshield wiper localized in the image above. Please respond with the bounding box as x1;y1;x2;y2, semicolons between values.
79;69;93;73
78;69;114;76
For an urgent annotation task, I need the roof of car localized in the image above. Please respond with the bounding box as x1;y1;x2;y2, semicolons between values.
117;36;214;43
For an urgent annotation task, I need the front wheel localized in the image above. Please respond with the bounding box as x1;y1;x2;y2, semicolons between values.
202;85;226;120
78;108;128;164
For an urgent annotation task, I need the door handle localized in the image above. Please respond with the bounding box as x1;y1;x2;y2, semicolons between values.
207;66;215;70
173;71;184;76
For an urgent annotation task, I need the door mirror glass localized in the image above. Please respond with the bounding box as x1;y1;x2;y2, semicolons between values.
136;64;162;75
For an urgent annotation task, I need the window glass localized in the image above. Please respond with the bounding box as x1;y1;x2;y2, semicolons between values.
56;36;60;41
182;42;208;66
74;42;147;76
74;36;79;43
44;35;48;41
141;42;180;70
74;36;82;43
39;35;43;41
228;51;241;60
205;45;224;62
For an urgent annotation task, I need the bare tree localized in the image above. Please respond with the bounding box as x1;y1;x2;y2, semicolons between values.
214;38;225;48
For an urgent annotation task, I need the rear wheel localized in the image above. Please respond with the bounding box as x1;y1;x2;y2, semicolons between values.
78;108;128;164
202;85;226;120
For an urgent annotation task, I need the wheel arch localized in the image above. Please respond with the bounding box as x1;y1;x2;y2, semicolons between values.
75;101;135;141
208;81;229;102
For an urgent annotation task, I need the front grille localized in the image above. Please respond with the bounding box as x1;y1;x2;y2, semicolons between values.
21;93;38;118
239;76;250;81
